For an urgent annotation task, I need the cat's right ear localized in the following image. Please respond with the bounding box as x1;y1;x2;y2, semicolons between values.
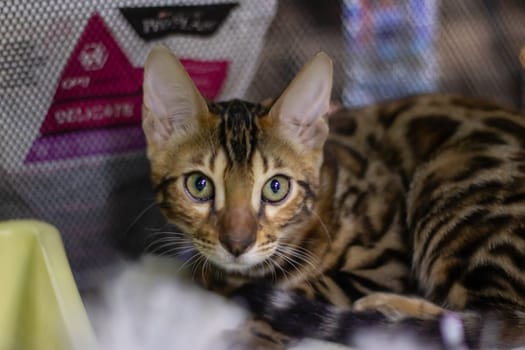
143;46;208;145
268;52;333;151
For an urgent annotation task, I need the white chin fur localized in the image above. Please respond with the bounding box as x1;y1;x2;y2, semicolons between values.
206;246;272;273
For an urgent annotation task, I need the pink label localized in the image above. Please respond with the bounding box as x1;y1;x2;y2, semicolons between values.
40;94;142;134
180;59;229;100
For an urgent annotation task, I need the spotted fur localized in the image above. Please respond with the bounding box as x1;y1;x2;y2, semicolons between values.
142;47;525;349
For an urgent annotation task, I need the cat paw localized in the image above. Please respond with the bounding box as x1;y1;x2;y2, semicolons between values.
353;292;445;321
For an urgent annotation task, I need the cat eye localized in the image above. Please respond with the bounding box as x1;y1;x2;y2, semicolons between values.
184;172;215;201
262;175;291;204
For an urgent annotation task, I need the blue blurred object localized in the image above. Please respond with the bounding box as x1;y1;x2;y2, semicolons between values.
342;0;439;106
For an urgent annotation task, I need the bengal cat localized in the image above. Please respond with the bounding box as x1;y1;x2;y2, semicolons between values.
142;46;525;349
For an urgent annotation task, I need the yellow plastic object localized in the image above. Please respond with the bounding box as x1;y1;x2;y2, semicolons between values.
0;220;97;350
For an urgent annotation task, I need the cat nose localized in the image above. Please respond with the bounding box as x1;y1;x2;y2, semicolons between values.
219;207;257;257
219;235;255;257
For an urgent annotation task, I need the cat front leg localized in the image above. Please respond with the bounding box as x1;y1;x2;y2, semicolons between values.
352;292;445;321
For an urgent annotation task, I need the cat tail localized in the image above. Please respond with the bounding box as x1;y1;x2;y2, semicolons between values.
233;284;525;349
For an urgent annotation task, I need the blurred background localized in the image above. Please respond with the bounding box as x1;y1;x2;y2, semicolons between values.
1;0;525;290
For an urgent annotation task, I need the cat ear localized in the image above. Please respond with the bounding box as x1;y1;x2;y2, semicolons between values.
142;45;208;145
269;52;333;150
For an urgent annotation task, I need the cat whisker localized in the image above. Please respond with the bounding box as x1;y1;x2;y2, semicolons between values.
145;232;191;240
199;264;206;284
147;234;195;254
190;254;206;280
192;254;213;284
145;236;193;253
279;241;314;255
146;243;194;256
309;209;332;244
274;248;315;291
177;252;204;274
288;247;318;269
201;257;210;284
155;242;194;253
153;244;196;258
273;250;304;286
145;230;186;239
278;243;319;272
268;255;292;286
261;257;277;283
146;236;192;247
122;201;158;237
145;235;186;246
142;222;180;232
145;229;189;247
147;236;192;243
275;249;301;272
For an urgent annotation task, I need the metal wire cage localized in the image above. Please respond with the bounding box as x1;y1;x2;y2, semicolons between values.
1;0;525;288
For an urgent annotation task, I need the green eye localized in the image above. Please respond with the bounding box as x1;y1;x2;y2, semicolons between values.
185;172;214;201
262;175;291;204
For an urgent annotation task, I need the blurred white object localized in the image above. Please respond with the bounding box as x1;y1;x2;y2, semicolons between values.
87;256;248;350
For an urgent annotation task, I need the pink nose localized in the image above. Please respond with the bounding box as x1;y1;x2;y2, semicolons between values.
218;207;256;257
219;235;255;257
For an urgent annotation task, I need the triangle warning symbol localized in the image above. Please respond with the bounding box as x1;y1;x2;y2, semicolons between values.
40;12;142;134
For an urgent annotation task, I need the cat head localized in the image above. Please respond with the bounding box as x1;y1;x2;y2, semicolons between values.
143;46;332;276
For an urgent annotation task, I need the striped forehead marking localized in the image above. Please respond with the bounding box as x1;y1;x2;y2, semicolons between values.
209;99;268;164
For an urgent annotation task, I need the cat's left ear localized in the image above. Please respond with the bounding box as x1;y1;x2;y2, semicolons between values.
269;52;333;150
